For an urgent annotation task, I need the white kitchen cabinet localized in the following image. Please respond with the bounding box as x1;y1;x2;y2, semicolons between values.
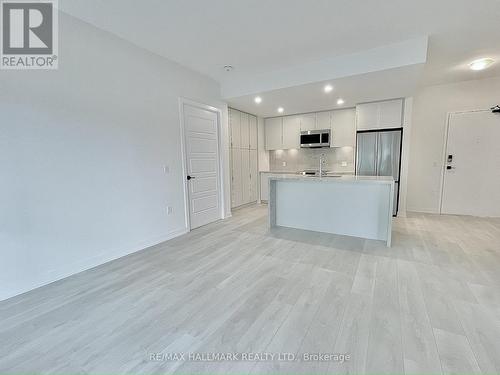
230;108;259;209
265;117;283;150
300;113;317;131
379;99;404;128
241;149;250;203
356;102;378;130
282;115;301;149
316;111;331;130
331;108;356;147
356;99;403;130
260;173;270;201
232;148;258;208
249;149;258;202
240;112;250;149
229;108;241;148
249;115;257;150
231;148;242;207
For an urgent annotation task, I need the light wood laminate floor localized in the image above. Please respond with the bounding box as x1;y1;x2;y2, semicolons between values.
1;205;500;374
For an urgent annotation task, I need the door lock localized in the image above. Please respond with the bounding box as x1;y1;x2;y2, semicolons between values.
187;175;195;180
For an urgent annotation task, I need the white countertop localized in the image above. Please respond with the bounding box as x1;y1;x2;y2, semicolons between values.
259;170;295;174
268;174;394;185
260;170;355;175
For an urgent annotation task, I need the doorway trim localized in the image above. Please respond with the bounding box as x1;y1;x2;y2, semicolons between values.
178;97;226;231
438;108;492;214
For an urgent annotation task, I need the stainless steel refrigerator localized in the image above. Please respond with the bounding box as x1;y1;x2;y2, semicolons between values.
356;129;402;216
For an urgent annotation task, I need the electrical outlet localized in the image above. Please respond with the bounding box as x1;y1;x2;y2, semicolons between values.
167;206;173;215
282;161;287;167
341;161;348;167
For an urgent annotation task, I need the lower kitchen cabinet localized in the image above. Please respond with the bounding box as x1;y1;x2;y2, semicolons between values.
260;173;270;201
260;172;281;201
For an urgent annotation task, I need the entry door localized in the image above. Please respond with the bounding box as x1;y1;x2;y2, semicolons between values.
441;111;500;217
183;104;221;229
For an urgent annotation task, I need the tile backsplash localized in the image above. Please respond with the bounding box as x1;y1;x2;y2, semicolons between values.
269;147;355;173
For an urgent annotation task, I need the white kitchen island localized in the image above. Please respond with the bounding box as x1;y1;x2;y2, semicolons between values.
268;175;395;246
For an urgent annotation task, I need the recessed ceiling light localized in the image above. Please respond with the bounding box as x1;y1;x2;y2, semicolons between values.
223;65;234;72
324;84;333;93
254;96;262;104
469;58;494;71
277;107;284;113
337;98;345;105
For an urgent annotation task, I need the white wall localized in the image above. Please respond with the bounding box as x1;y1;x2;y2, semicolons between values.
398;97;413;217
407;76;500;213
0;12;229;301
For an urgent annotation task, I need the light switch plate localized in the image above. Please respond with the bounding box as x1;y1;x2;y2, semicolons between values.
164;165;170;174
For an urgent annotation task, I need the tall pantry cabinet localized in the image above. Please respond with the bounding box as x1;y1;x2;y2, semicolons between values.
229;108;258;208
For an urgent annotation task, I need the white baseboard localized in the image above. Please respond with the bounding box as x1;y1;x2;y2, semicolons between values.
0;227;188;302
406;207;440;214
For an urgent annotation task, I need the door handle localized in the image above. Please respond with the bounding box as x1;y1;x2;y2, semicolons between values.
187;175;195;180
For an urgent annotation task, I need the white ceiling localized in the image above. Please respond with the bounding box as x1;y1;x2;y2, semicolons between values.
60;0;500;116
229;65;424;117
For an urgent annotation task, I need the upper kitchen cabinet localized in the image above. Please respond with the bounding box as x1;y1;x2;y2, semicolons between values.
316;111;331;130
379;99;404;128
299;113;317;131
249;115;258;150
331;108;356;147
229;108;241;148
240;112;250;149
265;117;283;150
282;115;301;149
356;99;403;130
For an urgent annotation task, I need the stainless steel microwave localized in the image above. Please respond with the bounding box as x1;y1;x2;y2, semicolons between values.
300;129;330;148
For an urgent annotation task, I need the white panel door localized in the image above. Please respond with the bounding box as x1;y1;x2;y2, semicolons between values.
241;149;251;204
316;111;331;130
249;115;258;150
300;113;317;131
441;111;500;217
331;108;356;147
184;104;221;229
229;108;241;148
231;148;242;208
282;115;301;149
240;112;250;149
265;117;283;150
249;149;258;202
